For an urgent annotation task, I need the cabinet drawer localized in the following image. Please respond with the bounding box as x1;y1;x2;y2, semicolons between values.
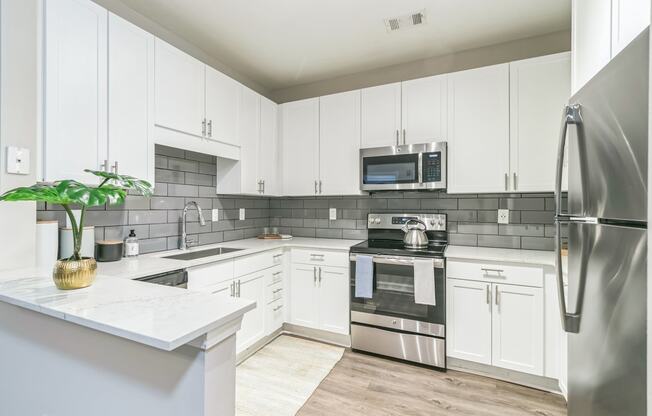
446;259;543;287
266;282;284;304
266;298;284;333
187;260;234;289
234;249;284;277
291;249;348;267
267;265;283;286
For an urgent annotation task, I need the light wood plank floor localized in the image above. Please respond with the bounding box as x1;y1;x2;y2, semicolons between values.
298;351;567;416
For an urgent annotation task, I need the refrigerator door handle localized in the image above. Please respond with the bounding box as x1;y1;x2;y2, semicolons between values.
554;104;582;222
555;221;581;333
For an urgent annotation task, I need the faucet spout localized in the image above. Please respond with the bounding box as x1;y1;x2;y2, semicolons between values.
180;201;206;250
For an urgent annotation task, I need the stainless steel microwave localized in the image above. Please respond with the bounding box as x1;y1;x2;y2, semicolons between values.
360;142;447;191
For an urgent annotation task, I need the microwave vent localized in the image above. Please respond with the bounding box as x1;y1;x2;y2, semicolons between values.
384;10;426;33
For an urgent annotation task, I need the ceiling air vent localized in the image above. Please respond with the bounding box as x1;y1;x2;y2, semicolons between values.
384;10;427;33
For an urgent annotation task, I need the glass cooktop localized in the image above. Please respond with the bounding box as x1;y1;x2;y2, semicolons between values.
350;239;446;258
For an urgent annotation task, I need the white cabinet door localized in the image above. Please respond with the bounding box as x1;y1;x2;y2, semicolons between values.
401;74;447;144
108;13;154;184
238;86;261;195
447;64;510;193
360;83;402;148
260;97;279;196
611;0;650;56
290;265;318;329
280;98;319;196
154;39;205;137
446;279;492;365
571;0;612;94
509;53;571;193
317;266;350;334
492;284;544;375
205;66;239;145
319;91;361;196
44;0;108;183
237;272;266;353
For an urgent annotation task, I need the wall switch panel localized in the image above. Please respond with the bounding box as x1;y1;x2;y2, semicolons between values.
497;209;510;224
211;209;219;222
239;208;246;221
329;208;337;220
6;146;30;175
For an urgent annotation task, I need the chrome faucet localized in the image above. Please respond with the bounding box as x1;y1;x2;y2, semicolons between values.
180;201;206;250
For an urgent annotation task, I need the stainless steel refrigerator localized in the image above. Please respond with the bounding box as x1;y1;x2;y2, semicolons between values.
555;29;648;415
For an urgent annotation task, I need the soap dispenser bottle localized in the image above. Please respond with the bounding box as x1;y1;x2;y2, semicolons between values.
124;229;139;257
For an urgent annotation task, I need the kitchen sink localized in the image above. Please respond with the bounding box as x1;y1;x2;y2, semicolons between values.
163;247;244;261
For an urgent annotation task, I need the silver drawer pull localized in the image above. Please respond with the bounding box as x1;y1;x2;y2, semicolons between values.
273;271;282;276
273;254;283;259
310;253;325;258
272;288;283;294
273;305;283;312
481;268;504;274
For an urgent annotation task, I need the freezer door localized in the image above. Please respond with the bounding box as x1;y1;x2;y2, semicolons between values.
567;29;648;222
567;222;646;416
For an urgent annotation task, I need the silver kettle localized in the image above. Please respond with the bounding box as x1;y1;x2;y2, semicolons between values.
403;219;429;249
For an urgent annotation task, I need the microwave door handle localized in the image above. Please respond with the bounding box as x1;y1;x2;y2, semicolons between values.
555;104;582;334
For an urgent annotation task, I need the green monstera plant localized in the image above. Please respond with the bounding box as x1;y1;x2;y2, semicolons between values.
0;170;153;261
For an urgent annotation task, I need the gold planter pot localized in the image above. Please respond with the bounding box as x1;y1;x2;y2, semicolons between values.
53;258;97;290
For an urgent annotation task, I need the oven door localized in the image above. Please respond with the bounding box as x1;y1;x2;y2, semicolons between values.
349;254;445;337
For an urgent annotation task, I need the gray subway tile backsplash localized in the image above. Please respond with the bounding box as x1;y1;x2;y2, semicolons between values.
36;144;563;253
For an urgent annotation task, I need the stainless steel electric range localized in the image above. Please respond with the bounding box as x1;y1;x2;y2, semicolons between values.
349;213;447;370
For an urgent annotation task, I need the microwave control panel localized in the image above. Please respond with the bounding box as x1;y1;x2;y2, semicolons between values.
422;152;442;182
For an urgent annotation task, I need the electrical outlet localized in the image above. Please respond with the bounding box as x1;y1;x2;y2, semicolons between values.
329;208;337;221
497;209;510;224
212;209;219;222
239;208;246;221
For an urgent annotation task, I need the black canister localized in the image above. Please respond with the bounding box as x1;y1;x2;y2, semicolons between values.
95;240;124;262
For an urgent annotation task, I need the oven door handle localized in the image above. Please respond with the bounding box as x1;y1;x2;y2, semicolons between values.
349;254;444;269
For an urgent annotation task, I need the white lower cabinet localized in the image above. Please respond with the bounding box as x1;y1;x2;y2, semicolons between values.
290;264;350;335
447;262;545;377
236;271;266;352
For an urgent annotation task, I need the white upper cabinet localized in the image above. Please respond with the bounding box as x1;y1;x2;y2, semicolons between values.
491;284;544;375
611;0;651;55
238;86;261;195
401;74;448;144
447;64;510;193
44;0;108;183
360;83;402;148
205;66;239;145
108;13;154;184
280;98;320;196
319;91;361;196
572;0;649;93
509;53;571;192
259;97;280;196
154;39;205;137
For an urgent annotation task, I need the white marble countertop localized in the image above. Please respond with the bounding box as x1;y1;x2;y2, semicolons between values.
444;245;556;266
98;237;362;280
0;238;361;352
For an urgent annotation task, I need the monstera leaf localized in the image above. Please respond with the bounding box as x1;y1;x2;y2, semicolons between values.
84;169;153;197
0;180;127;207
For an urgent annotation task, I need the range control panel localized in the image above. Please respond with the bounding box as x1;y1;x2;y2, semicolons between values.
367;213;447;231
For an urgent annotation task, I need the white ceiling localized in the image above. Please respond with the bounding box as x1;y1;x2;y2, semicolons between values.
118;0;571;90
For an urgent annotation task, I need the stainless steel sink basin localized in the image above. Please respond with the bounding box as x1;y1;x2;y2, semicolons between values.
163;247;243;261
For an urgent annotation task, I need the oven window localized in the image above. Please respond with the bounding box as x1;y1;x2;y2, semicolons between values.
363;154;419;184
350;262;445;325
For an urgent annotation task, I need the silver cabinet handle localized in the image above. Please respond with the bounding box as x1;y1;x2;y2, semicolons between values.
481;267;504;274
310;253;325;261
495;286;500;306
318;267;322;286
318;180;322;194
395;130;399;146
262;179;265;194
100;160;108;172
555;104;583;334
202;119;207;137
504;173;509;191
230;282;234;297
273;254;283;259
272;288;283;294
111;161;118;174
402;129;406;144
486;285;491;305
236;280;241;297
207;120;212;138
313;267;317;286
273;305;283;312
513;172;517;190
314;180;318;194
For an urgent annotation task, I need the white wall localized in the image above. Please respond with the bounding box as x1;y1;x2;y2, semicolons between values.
0;0;39;270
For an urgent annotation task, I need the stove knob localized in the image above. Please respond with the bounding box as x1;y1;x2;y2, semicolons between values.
429;219;436;226
437;220;445;227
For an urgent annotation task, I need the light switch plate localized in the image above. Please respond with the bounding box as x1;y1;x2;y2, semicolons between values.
212;209;219;222
239;208;246;221
497;209;510;224
6;146;30;175
329;208;337;221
